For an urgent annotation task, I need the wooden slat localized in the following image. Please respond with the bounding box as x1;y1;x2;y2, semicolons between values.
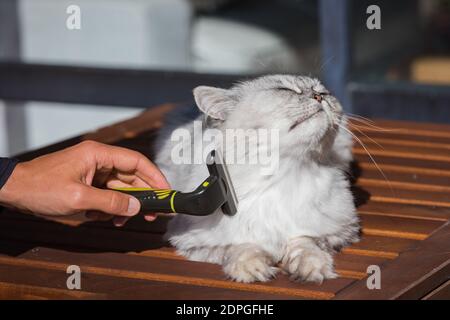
422;280;450;300
0;236;372;294
357;202;450;221
353;130;450;147
82;104;174;144
0;281;104;300
0;217;378;285
357;177;450;194
0;263;296;300
367;119;450;133
356;185;450;208
354;136;450;157
357;171;450;190
0;207;435;269
350;119;450;138
353;132;450;150
0;212;169;253
0;210;433;255
355;153;450;172
353;146;450;163
333;254;387;280
360;214;444;240
0;247;354;300
131;246;387;281
335;222;450;299
0;235;412;298
357;162;450;179
7;200;447;242
341;235;418;259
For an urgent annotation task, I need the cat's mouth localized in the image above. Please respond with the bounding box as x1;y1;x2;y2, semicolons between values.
288;109;324;131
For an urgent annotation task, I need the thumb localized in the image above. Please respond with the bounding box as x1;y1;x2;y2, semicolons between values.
79;186;141;216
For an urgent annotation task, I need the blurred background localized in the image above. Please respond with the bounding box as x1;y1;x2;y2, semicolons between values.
0;0;449;156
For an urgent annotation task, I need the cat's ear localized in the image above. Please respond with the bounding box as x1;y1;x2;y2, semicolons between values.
193;86;235;121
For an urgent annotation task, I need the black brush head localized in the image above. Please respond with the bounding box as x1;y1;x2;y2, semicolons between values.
206;150;238;216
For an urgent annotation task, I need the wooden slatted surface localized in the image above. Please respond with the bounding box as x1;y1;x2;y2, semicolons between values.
0;104;449;300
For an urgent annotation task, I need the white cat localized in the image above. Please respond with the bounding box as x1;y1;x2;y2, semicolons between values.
155;75;359;283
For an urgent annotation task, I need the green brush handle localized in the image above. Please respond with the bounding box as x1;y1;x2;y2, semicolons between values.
111;175;223;215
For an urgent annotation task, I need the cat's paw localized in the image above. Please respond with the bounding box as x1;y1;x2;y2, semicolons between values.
282;244;337;283
223;246;277;283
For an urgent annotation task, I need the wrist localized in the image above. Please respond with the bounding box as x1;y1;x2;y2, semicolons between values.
0;162;25;208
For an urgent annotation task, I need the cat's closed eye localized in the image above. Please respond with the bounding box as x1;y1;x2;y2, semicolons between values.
274;87;302;95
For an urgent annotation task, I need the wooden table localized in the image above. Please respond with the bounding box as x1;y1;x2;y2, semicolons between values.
0;104;449;300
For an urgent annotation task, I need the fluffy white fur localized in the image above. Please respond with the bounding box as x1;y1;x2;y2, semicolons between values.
155;75;359;283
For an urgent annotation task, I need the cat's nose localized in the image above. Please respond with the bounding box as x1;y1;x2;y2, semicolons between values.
313;93;322;103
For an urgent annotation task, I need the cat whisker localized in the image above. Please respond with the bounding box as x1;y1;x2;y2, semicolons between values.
352;126;385;150
346;115;394;132
316;55;335;74
346;113;376;124
337;123;394;196
348;118;395;132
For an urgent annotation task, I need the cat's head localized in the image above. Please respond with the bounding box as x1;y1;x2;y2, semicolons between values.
193;75;344;158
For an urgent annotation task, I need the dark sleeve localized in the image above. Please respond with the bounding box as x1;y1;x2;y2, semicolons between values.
0;158;19;189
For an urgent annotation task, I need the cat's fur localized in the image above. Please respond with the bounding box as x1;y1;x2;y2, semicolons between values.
155;75;359;283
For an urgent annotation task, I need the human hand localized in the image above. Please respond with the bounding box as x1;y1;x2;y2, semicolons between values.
0;141;170;226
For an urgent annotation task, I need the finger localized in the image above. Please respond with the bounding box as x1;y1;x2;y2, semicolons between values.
113;216;129;227
105;175;153;189
104;179;135;189
85;211;113;221
85;211;99;220
144;213;157;222
86;211;129;226
77;185;141;216
94;144;170;189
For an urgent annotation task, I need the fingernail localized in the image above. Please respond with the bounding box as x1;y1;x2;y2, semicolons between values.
114;217;128;227
144;214;157;222
127;197;140;215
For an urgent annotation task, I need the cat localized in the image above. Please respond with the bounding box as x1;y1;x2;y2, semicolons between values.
155;75;360;283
